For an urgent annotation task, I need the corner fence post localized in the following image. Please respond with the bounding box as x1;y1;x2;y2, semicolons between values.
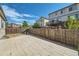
77;30;79;55
78;38;79;55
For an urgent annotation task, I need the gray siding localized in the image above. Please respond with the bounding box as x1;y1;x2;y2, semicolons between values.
0;29;5;39
0;16;5;39
48;3;79;25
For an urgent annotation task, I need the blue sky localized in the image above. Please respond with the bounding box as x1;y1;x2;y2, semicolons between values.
1;3;71;25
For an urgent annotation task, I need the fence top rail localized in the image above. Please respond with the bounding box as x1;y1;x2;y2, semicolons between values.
31;28;79;31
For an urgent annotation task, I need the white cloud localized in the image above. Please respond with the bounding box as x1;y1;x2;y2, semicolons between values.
2;5;38;18
23;14;33;17
23;14;38;18
8;17;26;25
2;5;22;18
2;5;38;25
11;18;25;22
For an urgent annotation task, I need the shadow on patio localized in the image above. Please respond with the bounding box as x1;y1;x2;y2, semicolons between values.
29;34;77;51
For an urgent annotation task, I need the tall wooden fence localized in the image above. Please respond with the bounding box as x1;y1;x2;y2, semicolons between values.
6;27;22;34
29;28;79;47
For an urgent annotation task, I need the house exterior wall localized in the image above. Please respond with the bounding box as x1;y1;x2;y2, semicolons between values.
0;16;5;39
37;18;49;27
41;19;49;27
48;3;79;25
0;8;6;39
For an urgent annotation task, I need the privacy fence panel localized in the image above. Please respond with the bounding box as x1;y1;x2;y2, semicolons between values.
29;28;79;47
6;27;22;34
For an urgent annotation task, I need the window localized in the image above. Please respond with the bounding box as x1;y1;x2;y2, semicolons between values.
61;10;63;14
75;14;79;19
55;13;57;15
1;22;4;28
52;20;54;22
1;19;4;28
69;7;73;11
0;16;4;29
0;22;1;29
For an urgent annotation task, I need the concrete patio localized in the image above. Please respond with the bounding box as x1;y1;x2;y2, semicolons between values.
0;34;78;56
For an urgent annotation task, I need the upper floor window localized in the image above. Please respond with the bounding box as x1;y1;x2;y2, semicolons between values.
69;7;73;11
61;10;63;14
55;13;57;16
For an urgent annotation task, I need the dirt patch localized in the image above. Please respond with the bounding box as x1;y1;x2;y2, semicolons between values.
1;33;23;39
7;33;22;38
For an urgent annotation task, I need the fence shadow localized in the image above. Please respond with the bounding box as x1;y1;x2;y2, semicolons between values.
29;33;77;51
0;33;23;40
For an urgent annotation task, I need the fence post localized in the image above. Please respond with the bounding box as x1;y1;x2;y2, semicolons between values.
77;30;79;55
78;37;79;55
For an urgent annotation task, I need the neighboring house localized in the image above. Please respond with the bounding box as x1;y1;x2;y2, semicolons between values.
48;3;79;26
7;23;21;28
6;23;22;34
36;17;49;27
0;6;6;39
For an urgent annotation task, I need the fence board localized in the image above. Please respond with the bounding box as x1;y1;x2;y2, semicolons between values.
6;27;22;34
29;28;79;47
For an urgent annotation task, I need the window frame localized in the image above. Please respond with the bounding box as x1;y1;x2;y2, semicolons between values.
69;7;73;11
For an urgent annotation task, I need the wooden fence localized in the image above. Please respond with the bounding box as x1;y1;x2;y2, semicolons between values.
6;27;22;34
29;28;79;47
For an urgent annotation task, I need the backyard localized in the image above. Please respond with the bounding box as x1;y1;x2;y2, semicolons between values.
0;3;79;56
0;34;78;56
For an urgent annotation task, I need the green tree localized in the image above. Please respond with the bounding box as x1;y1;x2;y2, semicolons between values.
65;16;79;29
32;22;40;28
65;16;74;29
22;21;29;29
40;16;45;22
